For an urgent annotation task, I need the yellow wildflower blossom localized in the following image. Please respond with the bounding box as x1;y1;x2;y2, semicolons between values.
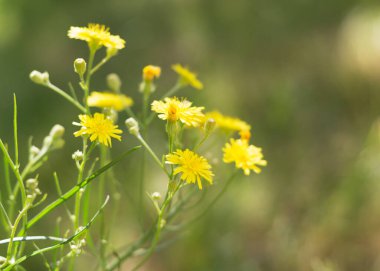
172;64;203;90
205;111;251;133
87;91;133;111
151;97;204;127
143;65;161;81
223;138;267;175
68;24;125;50
166;149;213;190
73;113;122;147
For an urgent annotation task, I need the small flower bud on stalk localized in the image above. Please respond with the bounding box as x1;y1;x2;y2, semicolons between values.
125;117;140;136
152;192;161;201
74;58;87;76
72;150;84;161
107;73;122;93
49;124;65;139
29;70;50;85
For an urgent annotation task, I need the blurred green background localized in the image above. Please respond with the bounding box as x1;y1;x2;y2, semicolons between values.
2;0;380;270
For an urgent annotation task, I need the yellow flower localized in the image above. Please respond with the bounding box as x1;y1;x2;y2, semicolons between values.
87;91;133;111
151;97;204;127
166;149;213;190
143;65;161;81
73;113;122;147
205;111;251;133
68;24;125;50
172;64;203;90
223;138;267;175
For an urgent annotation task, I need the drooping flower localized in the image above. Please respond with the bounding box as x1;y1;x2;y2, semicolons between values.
68;24;125;50
166;149;213;190
223;138;267;175
172;64;203;90
87;92;133;111
151;97;204;127
143;65;161;81
205;111;251;134
73;113;122;147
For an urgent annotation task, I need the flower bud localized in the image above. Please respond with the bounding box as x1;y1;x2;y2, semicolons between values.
30;70;50;85
143;65;161;81
49;124;65;140
125;117;140;136
72;150;84;161
30;145;40;156
152;192;161;200
106;47;119;58
107;73;122;93
74;58;87;76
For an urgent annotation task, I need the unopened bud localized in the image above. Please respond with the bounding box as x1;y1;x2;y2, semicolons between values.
49;124;65;139
74;58;87;76
107;73;121;93
152;192;161;200
125;117;140;136
30;70;50;85
72;150;83;161
106;47;119;58
30;145;40;156
26;178;38;190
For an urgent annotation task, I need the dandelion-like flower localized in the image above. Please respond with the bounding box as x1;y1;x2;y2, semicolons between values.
73;113;122;147
143;65;161;81
205;111;251;133
172;64;203;90
87;92;133;111
166;149;213;190
68;24;125;50
151;97;204;127
223;138;267;175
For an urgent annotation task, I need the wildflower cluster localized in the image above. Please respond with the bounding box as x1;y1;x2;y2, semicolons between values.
0;23;267;271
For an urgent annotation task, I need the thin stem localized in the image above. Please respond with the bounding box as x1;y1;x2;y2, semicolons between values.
0;236;67;245
136;134;169;176
13;94;19;167
90;55;110;75
46;83;86;113
6;203;30;263
159;81;182;100
84;47;97;113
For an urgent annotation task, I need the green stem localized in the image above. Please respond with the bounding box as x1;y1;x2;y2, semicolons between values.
13;94;19;167
136;134;169;176
84;47;96;113
90;56;110;75
6;203;30;264
46;83;86;113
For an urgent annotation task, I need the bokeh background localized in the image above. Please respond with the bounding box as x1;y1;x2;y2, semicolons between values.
1;0;380;270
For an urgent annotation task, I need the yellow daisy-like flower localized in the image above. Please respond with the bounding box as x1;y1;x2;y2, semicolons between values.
223;138;267;175
151;97;204;127
73;113;122;147
166;149;214;190
68;23;125;50
172;64;203;90
205;111;251;133
143;65;161;81
87;91;133;111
